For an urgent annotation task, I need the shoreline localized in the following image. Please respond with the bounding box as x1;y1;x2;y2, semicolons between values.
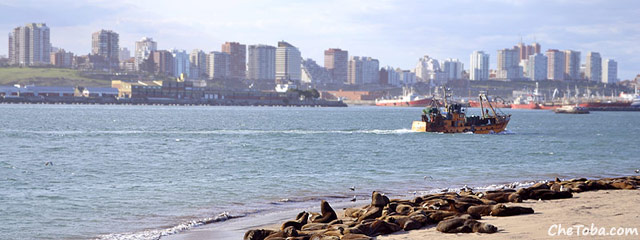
157;175;639;240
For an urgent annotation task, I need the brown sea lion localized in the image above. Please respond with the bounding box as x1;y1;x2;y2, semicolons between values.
490;204;534;216
311;200;338;223
436;217;497;233
244;229;277;240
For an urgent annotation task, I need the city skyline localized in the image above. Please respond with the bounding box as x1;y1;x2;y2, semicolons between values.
0;0;639;80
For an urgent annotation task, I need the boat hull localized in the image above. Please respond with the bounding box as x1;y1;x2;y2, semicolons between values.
411;119;509;134
511;102;540;109
578;102;631;108
375;98;434;107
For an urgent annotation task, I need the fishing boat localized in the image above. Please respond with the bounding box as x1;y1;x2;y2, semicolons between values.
411;90;511;134
375;87;435;107
554;105;590;114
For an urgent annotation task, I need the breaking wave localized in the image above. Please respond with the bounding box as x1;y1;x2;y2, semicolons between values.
96;212;239;240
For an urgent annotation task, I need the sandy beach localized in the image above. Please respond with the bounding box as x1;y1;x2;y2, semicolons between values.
166;188;640;240
378;189;640;240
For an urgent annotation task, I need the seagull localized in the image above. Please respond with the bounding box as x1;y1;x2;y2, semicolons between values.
424;176;433;180
349;186;356;191
44;161;53;166
635;169;639;174
350;196;357;202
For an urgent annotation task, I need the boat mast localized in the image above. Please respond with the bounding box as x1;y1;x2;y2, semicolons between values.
481;93;498;118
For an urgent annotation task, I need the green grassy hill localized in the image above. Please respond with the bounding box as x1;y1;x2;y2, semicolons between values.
0;67;111;87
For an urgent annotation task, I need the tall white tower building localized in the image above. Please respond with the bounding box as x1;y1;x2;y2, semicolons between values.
470;51;489;81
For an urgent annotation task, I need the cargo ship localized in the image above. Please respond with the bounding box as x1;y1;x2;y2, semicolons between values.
468;97;511;109
412;90;510;134
375;87;435;107
510;83;562;110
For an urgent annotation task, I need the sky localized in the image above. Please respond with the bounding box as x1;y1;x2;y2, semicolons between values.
1;0;639;80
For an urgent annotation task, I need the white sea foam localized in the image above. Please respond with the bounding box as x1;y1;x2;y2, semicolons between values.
97;212;237;240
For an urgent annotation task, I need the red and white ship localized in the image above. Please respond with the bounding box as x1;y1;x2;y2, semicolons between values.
375;88;435;107
510;83;562;110
468;97;511;108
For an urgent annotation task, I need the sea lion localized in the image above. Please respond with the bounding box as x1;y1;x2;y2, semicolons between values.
371;191;389;207
311;200;338;223
281;212;309;230
244;229;276;240
466;205;494;216
436;217;497;234
490;204;534;216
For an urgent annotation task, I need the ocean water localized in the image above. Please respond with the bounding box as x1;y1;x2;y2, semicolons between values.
0;104;638;239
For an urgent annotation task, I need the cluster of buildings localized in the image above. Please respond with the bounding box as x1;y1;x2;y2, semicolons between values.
5;22;623;92
469;41;618;84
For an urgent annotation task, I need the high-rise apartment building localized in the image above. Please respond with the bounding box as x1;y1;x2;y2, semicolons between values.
135;37;157;71
275;41;301;83
247;44;276;82
8;23;50;66
221;42;246;79
564;50;581;81
497;48;522;80
119;47;130;62
415;55;445;84
602;59;618;84
546;49;565;81
150;50;174;76
527;53;547;81
442;58;463;81
324;48;348;84
585;52;602;82
207;51;230;80
347;56;379;85
470;51;489;81
171;49;190;78
515;42;541;61
91;30;119;69
189;49;207;79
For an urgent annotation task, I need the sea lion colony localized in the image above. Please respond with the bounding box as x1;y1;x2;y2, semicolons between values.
244;176;639;240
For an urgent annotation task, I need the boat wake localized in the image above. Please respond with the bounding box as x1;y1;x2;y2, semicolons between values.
491;129;516;135
6;129;415;136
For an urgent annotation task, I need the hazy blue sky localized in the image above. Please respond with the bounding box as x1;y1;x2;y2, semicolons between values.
1;0;639;80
